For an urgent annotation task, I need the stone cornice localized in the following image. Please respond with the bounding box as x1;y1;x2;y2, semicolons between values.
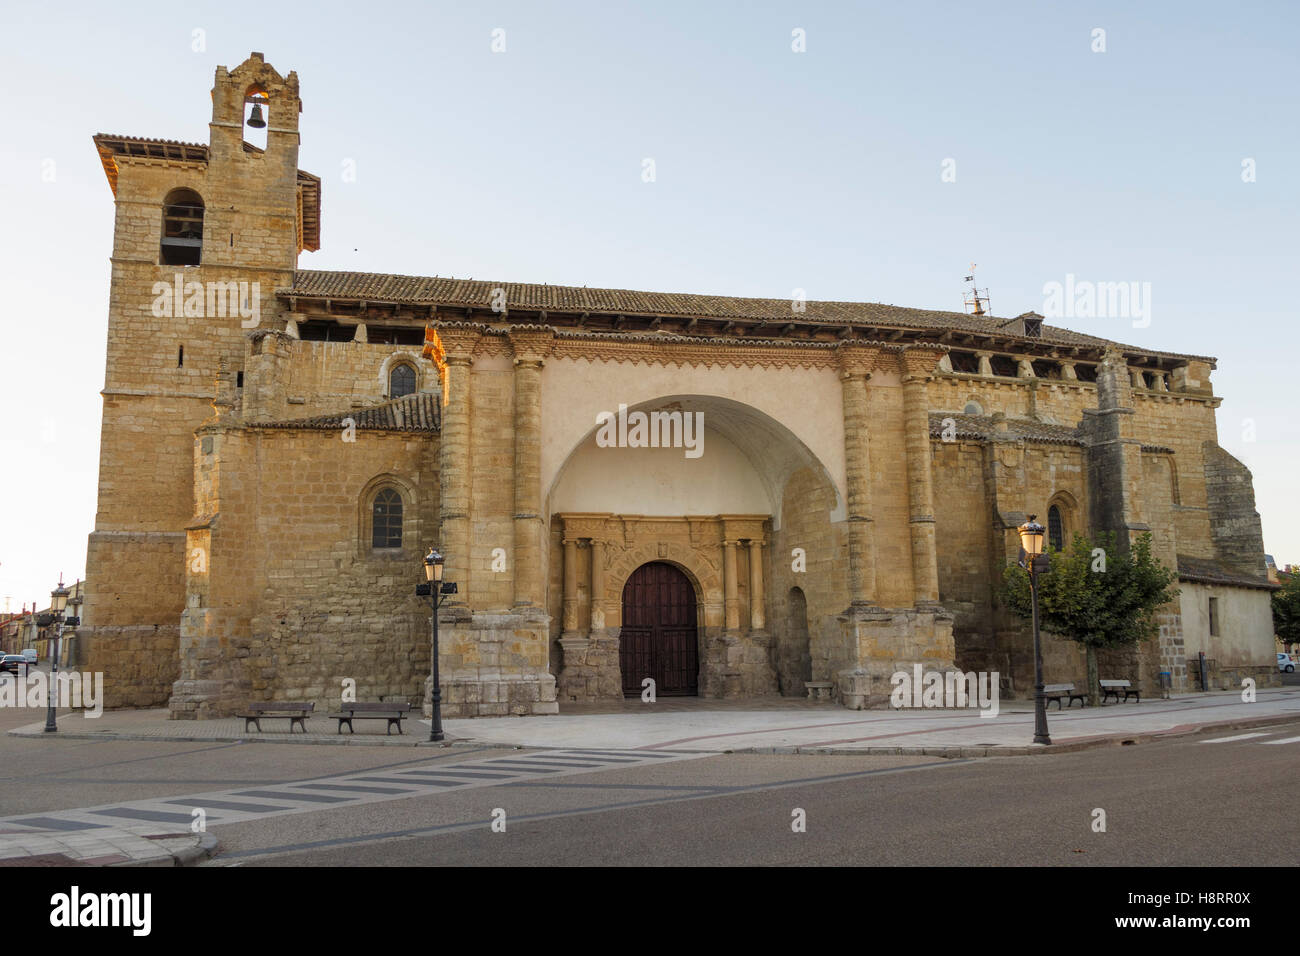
548;330;852;370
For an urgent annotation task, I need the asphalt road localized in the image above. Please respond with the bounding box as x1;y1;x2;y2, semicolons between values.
0;705;1295;866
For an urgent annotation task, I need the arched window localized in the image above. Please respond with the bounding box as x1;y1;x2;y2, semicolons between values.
963;400;983;416
1047;505;1065;552
372;488;403;549
161;188;204;265
243;87;269;151
389;363;416;398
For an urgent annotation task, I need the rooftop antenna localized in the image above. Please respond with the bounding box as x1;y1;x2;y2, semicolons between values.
963;263;991;316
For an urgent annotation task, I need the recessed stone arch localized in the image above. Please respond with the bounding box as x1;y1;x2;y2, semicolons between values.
378;351;426;399
604;539;723;632
546;393;843;529
1046;489;1080;550
356;472;420;559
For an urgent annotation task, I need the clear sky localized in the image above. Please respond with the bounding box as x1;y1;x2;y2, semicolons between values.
0;0;1296;610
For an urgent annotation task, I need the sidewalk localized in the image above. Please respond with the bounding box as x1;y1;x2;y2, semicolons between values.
0;828;215;867
9;687;1300;756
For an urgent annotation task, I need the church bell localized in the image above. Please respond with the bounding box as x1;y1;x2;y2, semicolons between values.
246;102;267;129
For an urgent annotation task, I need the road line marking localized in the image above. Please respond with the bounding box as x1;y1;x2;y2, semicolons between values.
233;789;353;803
481;762;565;772
1198;732;1272;743
162;798;291;813
88;807;213;824
291;783;416;795
398;769;519;779
1260;735;1300;745
484;758;606;769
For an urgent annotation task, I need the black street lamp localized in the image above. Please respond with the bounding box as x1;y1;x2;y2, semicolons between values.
417;547;457;742
66;588;82;668
1018;516;1051;745
43;577;70;734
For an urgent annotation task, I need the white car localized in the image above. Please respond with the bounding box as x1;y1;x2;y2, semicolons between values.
1279;653;1297;673
21;648;36;665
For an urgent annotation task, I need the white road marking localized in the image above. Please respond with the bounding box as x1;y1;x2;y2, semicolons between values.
0;750;709;843
1260;735;1300;745
1198;732;1273;744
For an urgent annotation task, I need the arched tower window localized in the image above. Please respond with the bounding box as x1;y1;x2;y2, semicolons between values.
243;87;269;151
389;363;416;398
371;488;404;550
963;400;983;416
1047;505;1065;552
161;188;204;266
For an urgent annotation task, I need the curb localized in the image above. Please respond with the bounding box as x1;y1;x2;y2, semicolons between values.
6;728;488;749
730;711;1300;758
110;833;219;868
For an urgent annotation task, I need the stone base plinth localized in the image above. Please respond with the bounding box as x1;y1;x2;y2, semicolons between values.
168;678;247;720
425;608;558;717
836;606;957;709
426;672;559;718
701;628;779;699
557;631;623;702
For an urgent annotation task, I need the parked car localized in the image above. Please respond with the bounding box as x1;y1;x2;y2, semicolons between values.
1279;653;1296;674
21;649;37;665
0;655;28;675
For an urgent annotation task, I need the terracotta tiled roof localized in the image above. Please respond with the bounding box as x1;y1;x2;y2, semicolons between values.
257;392;440;433
281;269;1211;363
92;134;321;251
928;413;1082;445
1177;555;1277;591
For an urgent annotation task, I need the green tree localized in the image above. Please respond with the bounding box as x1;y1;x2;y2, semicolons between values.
1272;570;1300;654
1002;531;1180;705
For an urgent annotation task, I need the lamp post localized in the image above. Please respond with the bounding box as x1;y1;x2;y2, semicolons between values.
66;589;82;669
44;577;70;734
1018;516;1051;746
417;548;457;742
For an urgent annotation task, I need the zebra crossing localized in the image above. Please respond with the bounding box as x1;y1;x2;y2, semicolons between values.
0;749;705;841
1197;730;1300;746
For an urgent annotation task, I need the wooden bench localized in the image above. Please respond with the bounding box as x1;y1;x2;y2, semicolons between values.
1100;679;1140;704
236;701;314;734
329;701;411;735
1043;683;1086;709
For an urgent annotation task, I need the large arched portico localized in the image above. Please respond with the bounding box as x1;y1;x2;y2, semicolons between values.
545;392;844;703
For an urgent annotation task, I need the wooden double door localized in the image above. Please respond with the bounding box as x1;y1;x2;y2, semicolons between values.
620;562;698;697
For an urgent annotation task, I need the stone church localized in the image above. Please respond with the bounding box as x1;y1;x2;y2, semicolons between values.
80;54;1278;719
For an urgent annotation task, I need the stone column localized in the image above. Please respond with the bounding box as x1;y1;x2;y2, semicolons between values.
590;539;606;631
976;351;993;377
723;539;741;631
747;538;766;630
836;344;881;606
509;329;553;608
437;327;482;607
899;346;945;606
561;537;580;635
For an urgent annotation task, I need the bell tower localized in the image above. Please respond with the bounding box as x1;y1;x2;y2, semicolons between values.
83;53;318;710
203;52;305;273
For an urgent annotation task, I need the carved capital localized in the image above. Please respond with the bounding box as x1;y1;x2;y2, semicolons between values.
508;327;556;366
836;343;883;379
897;344;948;382
432;323;485;363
